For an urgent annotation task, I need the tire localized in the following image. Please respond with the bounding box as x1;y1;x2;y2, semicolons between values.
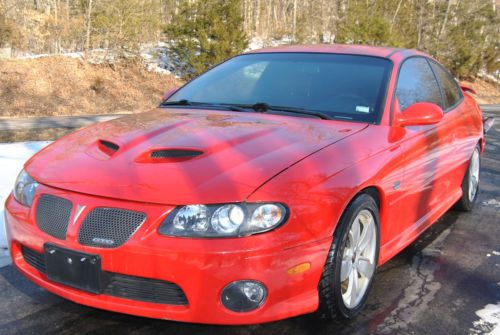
455;145;481;212
318;193;380;320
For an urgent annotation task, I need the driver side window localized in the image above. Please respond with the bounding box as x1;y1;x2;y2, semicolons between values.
396;57;443;111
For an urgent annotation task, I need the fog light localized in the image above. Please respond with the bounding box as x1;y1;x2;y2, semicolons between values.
221;280;267;312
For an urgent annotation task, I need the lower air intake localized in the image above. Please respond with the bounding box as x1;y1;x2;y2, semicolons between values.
21;246;188;305
103;273;189;305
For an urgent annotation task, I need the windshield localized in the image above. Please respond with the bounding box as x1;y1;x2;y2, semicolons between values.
167;53;392;123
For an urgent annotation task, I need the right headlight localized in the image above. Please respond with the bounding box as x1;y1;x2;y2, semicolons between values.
159;203;288;238
13;169;39;207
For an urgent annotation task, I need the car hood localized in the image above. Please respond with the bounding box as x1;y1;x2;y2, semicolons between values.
26;109;367;205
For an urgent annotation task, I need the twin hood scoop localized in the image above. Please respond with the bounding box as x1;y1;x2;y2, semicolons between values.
97;139;203;163
27;109;367;204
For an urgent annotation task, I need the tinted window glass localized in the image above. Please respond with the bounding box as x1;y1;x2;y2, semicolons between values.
396;57;442;111
430;61;463;109
169;53;392;122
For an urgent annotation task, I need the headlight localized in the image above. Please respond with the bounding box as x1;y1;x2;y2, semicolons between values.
13;169;39;207
159;203;288;238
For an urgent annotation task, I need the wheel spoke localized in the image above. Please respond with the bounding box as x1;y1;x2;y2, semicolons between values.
340;258;353;282
358;217;374;251
350;218;361;247
471;180;477;196
349;269;358;307
357;256;375;279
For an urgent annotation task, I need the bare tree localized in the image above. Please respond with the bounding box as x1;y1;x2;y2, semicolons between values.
85;0;93;56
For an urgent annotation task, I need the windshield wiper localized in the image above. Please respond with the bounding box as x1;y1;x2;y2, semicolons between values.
160;100;343;120
160;99;192;106
249;102;334;120
160;100;247;112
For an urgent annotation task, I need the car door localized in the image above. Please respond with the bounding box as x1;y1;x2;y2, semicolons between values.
428;60;475;191
393;57;456;237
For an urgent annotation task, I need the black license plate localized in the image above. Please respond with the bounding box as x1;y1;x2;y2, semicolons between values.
44;244;102;294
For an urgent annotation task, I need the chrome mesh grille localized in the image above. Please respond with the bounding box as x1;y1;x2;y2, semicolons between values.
36;194;73;240
78;208;146;248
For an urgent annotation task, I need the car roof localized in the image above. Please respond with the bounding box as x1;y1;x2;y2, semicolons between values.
246;44;426;59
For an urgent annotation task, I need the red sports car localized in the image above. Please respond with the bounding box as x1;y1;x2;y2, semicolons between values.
5;45;487;324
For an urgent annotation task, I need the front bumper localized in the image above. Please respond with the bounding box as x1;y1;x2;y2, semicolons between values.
5;185;331;325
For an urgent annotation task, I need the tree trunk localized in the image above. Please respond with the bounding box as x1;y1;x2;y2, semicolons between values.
439;0;452;39
390;0;403;33
292;0;297;40
85;0;93;58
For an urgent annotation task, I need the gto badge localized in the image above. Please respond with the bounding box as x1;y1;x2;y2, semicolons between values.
92;237;114;246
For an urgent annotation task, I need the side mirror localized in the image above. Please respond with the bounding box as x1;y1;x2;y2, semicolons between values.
162;88;178;101
395;102;444;127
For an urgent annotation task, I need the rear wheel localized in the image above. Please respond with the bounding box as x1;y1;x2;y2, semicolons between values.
455;145;481;211
318;193;380;320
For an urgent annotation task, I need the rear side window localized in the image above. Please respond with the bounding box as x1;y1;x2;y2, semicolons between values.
396;57;442;111
430;61;463;109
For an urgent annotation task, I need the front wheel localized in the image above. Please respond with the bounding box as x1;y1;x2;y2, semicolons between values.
455;145;481;211
318;193;380;320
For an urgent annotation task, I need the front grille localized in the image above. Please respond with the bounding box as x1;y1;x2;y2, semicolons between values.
78;208;146;248
103;273;188;305
21;246;188;305
21;246;46;273
36;194;73;240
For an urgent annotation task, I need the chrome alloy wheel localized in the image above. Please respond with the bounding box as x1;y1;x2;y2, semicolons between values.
468;148;480;202
340;209;377;308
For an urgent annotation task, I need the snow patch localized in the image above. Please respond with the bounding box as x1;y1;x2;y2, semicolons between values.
0;141;51;252
483;199;500;209
469;302;500;335
0;248;10;268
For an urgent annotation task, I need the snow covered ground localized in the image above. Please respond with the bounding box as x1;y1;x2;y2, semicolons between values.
0;142;51;255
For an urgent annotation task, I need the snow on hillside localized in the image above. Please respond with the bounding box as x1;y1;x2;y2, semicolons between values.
12;37;291;80
0;142;51;252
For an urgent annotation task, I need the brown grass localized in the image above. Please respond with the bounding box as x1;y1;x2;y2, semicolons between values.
0;57;182;117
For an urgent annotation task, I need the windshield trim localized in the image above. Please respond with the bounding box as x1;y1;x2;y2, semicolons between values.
165;52;394;125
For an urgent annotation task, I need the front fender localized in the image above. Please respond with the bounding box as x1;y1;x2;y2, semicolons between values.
248;125;405;264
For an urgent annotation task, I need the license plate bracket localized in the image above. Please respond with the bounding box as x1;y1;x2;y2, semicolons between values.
44;244;102;294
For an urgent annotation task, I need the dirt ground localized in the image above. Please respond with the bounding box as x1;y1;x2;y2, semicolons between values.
0;57;182;118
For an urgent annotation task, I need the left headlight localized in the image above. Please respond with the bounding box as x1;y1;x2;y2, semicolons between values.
159;203;288;238
13;169;39;207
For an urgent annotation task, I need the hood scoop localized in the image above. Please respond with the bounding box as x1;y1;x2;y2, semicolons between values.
151;149;203;159
97;139;120;156
136;148;204;163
